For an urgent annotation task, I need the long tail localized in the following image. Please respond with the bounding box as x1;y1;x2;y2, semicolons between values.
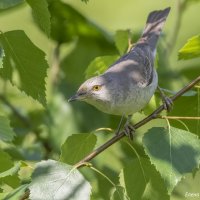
139;7;170;52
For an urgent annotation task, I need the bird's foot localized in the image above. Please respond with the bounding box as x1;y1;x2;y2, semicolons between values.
162;96;173;112
123;123;135;140
157;86;173;112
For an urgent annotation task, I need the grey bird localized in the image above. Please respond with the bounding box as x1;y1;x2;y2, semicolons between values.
69;7;171;137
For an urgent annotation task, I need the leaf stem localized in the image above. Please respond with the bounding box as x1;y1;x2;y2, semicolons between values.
158;116;200;120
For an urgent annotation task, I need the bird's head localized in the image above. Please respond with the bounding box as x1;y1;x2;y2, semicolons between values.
68;75;111;106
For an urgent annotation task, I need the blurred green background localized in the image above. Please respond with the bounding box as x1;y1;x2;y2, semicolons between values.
0;0;200;199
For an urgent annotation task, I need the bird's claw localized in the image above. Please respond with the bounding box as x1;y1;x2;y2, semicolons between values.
123;123;135;140
162;96;173;112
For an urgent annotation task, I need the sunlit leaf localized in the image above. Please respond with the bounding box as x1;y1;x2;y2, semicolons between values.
178;35;200;60
0;162;21;178
0;115;15;142
0;30;48;105
85;55;119;79
0;150;20;188
60;133;97;165
26;0;50;37
4;184;29;200
29;160;91;200
119;158;169;200
114;30;130;55
143;127;200;194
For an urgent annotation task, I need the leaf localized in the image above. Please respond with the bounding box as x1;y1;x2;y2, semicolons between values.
49;1;111;44
171;169;200;199
119;158;169;200
26;0;51;37
114;30;130;55
4;184;29;200
0;30;48;106
0;162;21;178
143;127;200;194
60;133;97;165
178;35;200;60
29;160;91;200
0;150;13;173
3;174;20;188
0;115;15;142
169;95;199;134
0;150;20;188
47;94;79;151
111;186;130;200
0;0;24;10
85;55;119;79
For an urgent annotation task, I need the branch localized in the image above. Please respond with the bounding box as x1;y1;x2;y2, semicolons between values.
76;76;200;168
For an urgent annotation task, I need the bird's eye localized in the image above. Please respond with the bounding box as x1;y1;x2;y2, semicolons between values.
92;85;102;91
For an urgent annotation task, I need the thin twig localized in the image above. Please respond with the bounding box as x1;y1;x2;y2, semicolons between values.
76;76;200;168
158;116;200;120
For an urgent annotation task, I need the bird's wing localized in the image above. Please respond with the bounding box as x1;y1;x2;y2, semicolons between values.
106;44;154;87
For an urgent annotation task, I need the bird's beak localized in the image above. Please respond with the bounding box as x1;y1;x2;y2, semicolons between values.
68;94;79;102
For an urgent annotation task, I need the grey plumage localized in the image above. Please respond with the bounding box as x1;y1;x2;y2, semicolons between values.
69;7;171;116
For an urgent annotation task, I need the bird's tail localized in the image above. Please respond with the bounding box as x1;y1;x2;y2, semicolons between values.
139;7;170;52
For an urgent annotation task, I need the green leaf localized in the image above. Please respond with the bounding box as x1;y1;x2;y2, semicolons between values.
29;160;91;200
85;55;119;79
0;115;15;142
0;30;48;106
49;1;111;44
0;162;21;178
178;35;200;60
119;158;169;200
4;184;29;200
0;0;24;10
169;95;199;134
143;127;200;194
47;94;79;151
3;174;20;188
111;186;130;200
60;133;97;165
114;30;130;55
171;169;200;199
0;150;20;188
0;150;13;173
26;0;51;37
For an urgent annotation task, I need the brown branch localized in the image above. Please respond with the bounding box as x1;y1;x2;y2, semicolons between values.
76;76;200;168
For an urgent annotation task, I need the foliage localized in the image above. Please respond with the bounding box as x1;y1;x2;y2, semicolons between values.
29;160;91;200
178;35;200;60
0;0;200;199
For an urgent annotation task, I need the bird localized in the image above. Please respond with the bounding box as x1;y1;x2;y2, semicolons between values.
68;7;171;138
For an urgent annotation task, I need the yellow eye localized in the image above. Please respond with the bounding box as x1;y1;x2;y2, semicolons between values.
92;85;102;91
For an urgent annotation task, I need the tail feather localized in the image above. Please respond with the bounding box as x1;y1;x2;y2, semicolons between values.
139;7;170;51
